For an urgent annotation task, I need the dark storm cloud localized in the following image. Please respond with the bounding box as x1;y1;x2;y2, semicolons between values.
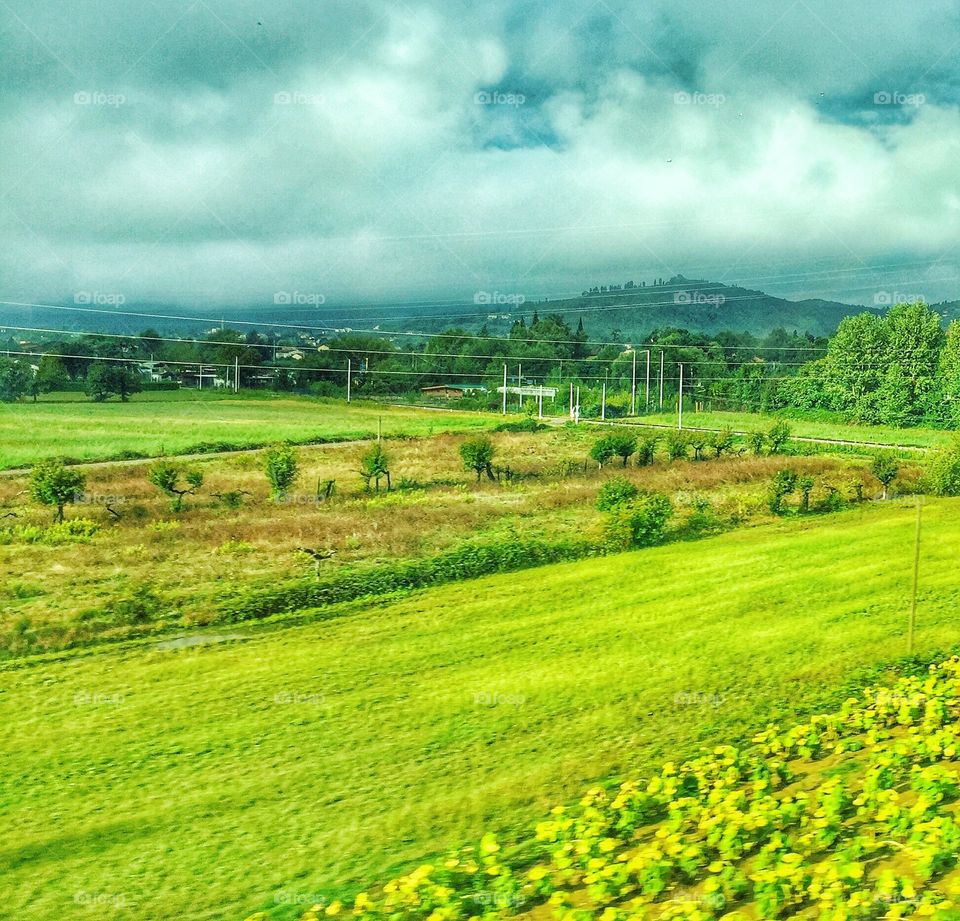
1;0;960;308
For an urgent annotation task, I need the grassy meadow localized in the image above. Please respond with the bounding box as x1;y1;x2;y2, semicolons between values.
0;393;496;468
3;499;958;921
0;423;883;657
628;408;954;450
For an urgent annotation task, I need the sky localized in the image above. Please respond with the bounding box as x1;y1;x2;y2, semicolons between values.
2;0;960;313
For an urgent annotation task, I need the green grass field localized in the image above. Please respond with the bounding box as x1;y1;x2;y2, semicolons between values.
629;409;954;450
0;394;496;468
3;498;958;921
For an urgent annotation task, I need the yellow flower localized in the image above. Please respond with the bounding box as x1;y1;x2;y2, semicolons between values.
325;900;343;916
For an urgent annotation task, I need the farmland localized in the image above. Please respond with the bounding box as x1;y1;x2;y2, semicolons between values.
3;499;960;921
0;393;495;469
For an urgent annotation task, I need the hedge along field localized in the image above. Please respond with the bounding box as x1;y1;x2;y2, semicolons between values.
0;394;497;468
3;499;960;921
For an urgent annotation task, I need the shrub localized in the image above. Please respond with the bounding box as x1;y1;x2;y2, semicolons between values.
596;476;639;511
926;439;960;496
603;492;674;550
665;430;689;461
636;434;658;466
493;418;545;433
748;431;767;455
360;443;391;492
797;475;815;512
768;421;792;454
148;461;204;512
29;459;85;522
687;431;710;460
589;435;617;469
610;432;638;466
711;427;735;458
768;469;798;514
264;444;298;500
0;518;99;545
460;436;496;482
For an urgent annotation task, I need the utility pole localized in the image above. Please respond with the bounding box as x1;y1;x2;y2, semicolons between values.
659;351;665;410
377;416;382;442
631;350;637;416
235;356;239;393
575;386;580;423
908;497;923;654
569;381;574;419
502;364;507;414
518;363;522;409
678;363;684;430
645;349;651;410
601;382;606;420
346;359;351;402
538;388;543;419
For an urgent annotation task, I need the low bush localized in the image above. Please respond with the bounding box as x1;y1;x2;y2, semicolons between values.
602;491;674;551
596;476;639;511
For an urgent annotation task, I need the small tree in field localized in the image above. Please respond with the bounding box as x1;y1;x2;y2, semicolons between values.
748;431;766;455
768;421;792;454
768;469;798;514
711;427;735;459
360;443;391;492
797;474;815;512
264;444;298;500
871;452;899;500
29;459;85;522
460;436;496;482
665;430;689;461
590;435;617;469
636;434;658;466
687;431;710;461
611;432;637;466
596;476;638;511
148;461;203;512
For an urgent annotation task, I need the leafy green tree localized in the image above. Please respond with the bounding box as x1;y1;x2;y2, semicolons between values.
0;358;31;402
264;445;298;500
589;435;617;469
85;363;142;402
937;321;960;426
927;439;960;496
797;475;815;513
29;459;86;522
596;476;638;511
610;432;637;466
768;469;798;514
360;443;391;492
35;356;70;395
687;431;710;461
665;430;689;461
710;427;735;459
871;452;900;500
460;436;496;482
636;434;658;466
748;431;766;456
148;461;204;511
767;421;792;454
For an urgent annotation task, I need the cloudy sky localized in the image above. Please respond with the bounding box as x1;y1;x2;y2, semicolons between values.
2;0;960;313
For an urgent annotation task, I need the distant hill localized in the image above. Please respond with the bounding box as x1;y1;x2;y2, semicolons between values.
0;276;888;341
